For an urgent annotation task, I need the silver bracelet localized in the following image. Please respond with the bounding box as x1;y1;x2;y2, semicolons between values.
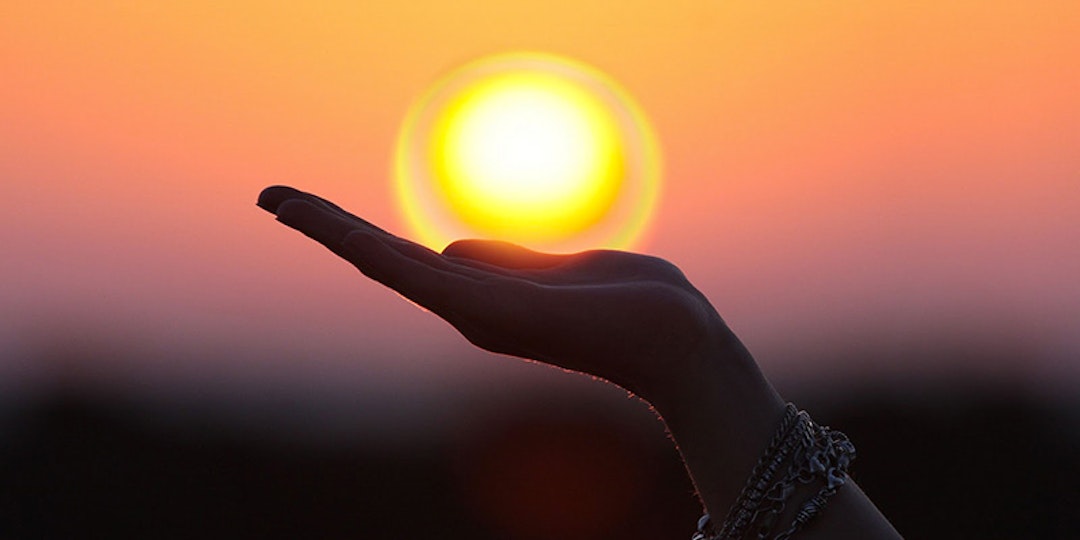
770;424;856;539
691;404;855;540
715;406;805;539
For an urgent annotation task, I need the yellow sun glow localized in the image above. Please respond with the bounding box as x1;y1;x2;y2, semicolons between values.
395;52;660;252
433;72;622;239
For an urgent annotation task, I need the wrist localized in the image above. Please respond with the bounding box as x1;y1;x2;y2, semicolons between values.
647;321;781;423
641;324;901;539
647;328;787;518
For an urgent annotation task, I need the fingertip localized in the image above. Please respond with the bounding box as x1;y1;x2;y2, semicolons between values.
257;185;307;214
273;198;321;227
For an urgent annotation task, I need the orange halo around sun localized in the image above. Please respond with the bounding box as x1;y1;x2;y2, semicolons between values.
394;52;661;253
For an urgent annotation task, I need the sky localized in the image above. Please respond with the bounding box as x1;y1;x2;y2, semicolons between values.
1;1;1077;409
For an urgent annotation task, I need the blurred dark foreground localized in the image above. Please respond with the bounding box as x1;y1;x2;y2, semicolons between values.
1;373;1077;539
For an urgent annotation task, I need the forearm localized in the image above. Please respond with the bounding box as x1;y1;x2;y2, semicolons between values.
648;335;901;539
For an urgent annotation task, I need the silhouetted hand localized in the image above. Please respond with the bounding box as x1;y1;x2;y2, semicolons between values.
256;187;902;539
257;186;745;403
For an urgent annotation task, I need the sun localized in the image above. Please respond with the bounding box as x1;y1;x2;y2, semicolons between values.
432;71;623;239
395;52;660;253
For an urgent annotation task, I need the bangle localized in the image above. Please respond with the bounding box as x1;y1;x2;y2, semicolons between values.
691;404;855;540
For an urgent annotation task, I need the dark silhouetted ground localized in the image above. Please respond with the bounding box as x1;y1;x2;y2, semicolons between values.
1;381;1077;539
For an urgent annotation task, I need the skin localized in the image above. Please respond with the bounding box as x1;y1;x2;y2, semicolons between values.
257;185;902;539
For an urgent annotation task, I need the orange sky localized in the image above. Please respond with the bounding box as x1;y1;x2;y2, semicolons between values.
1;2;1077;398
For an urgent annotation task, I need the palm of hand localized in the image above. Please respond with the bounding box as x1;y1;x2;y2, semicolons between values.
259;186;730;400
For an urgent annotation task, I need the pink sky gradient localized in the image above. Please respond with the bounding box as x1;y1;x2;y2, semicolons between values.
2;2;1077;402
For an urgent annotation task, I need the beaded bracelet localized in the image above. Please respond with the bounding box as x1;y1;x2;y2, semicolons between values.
691;404;855;540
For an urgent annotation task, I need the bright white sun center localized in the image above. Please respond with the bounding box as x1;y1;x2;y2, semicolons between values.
449;87;598;206
430;72;622;239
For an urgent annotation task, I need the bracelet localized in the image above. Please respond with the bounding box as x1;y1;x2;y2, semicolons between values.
710;405;802;539
771;425;856;540
692;405;802;540
691;404;855;540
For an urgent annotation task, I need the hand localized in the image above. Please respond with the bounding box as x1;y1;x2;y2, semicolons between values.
256;187;901;539
257;186;746;404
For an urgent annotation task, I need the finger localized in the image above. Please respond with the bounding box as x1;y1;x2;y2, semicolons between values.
376;235;501;279
344;231;551;356
441;239;572;270
257;185;309;213
274;199;363;257
342;231;500;316
257;185;392;237
267;190;512;282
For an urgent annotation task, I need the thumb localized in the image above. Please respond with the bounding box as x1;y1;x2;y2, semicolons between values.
441;239;570;270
